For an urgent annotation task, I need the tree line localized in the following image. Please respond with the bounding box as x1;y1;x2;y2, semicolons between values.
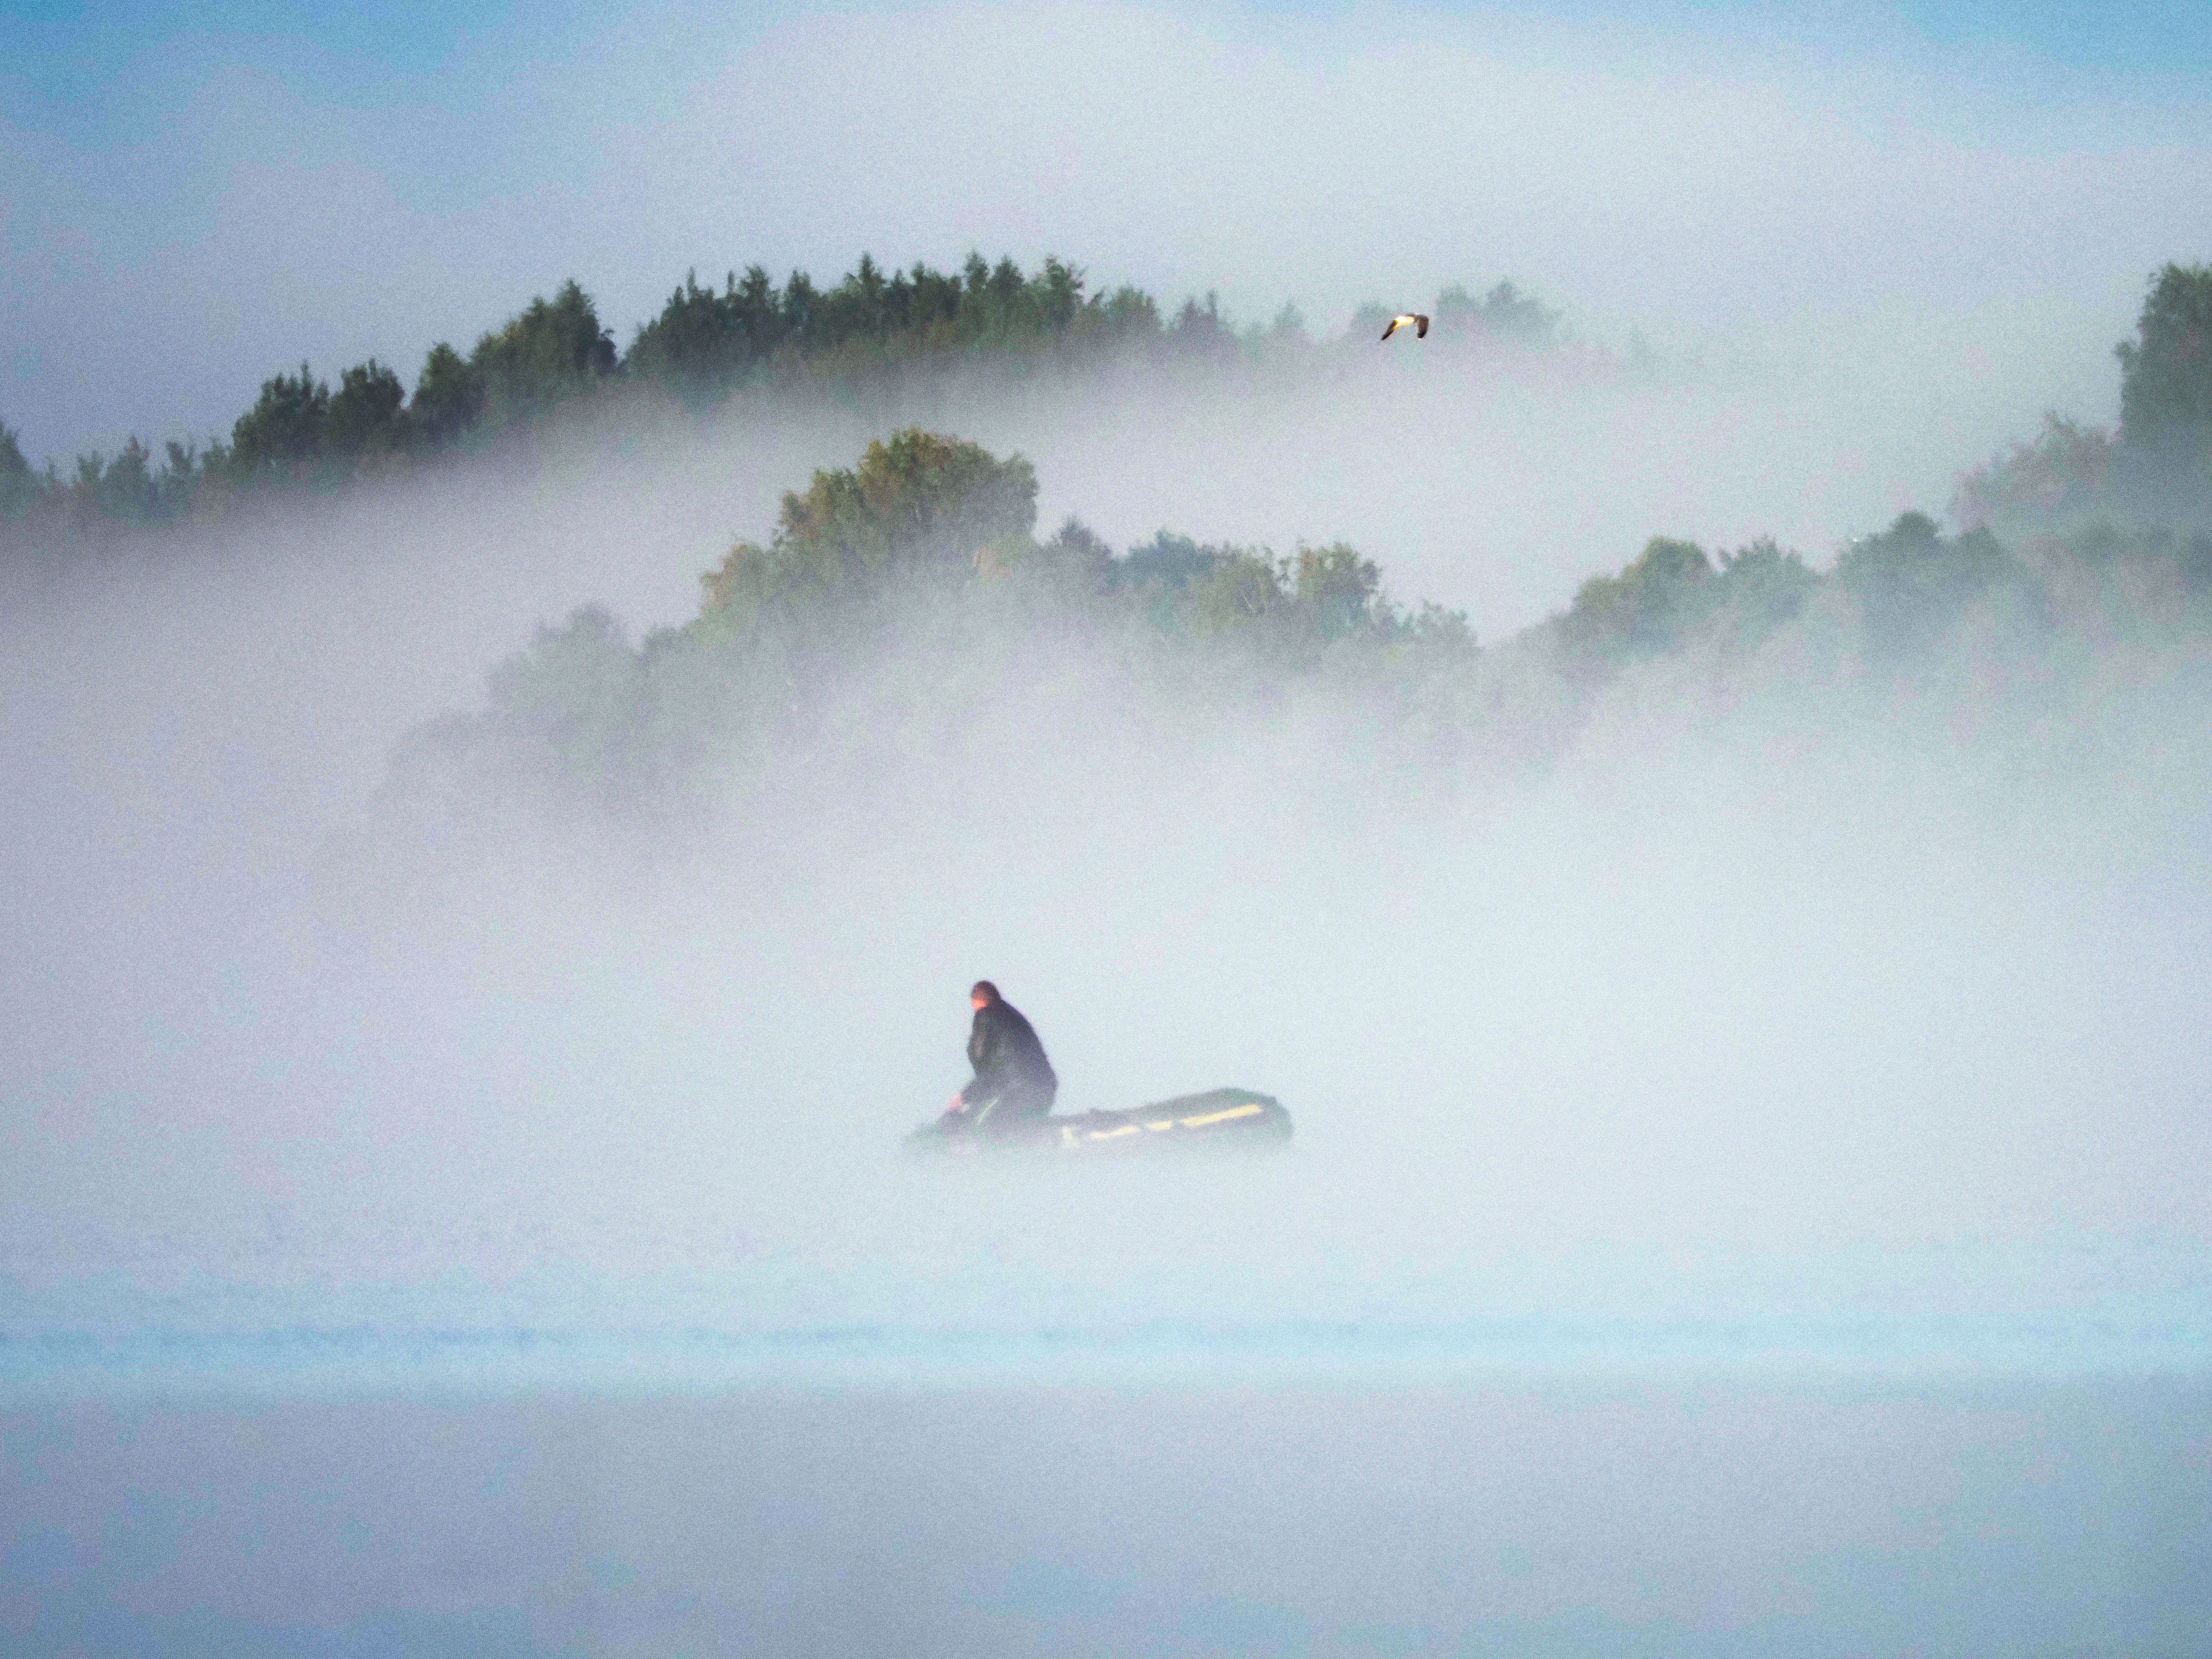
386;392;2212;848
400;425;1478;819
1953;262;2212;531
0;255;1562;541
8;256;2208;549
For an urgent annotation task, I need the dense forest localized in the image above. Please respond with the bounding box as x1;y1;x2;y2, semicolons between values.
4;256;2207;550
387;265;2212;847
0;255;1561;541
8;252;2210;839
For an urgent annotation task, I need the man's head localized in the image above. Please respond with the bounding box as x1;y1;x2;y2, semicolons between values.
970;979;999;1011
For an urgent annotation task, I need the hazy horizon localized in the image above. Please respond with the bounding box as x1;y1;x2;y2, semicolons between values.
6;2;2211;1653
8;0;2211;470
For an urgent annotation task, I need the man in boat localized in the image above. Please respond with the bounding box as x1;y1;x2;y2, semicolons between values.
943;980;1058;1136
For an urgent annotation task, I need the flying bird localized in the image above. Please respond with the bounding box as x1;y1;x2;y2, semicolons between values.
1381;313;1429;342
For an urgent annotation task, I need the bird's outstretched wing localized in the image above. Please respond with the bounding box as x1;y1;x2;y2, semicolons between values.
1415;313;1430;338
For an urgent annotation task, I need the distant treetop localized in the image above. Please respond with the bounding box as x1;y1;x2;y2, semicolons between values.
0;253;1565;543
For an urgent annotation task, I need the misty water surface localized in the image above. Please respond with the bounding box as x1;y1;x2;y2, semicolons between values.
5;343;2211;1658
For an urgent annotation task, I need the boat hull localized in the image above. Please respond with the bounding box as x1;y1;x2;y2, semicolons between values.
905;1087;1292;1157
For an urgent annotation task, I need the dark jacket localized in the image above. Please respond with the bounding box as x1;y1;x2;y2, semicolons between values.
965;998;1057;1104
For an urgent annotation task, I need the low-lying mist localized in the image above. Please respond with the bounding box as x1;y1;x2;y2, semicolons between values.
5;353;2209;1338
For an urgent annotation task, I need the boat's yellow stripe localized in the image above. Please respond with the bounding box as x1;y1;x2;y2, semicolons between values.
1176;1103;1264;1129
1067;1102;1268;1144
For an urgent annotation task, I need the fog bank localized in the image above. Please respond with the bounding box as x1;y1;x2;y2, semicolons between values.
5;370;2210;1303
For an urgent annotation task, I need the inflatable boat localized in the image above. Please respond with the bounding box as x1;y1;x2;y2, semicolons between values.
905;1087;1292;1157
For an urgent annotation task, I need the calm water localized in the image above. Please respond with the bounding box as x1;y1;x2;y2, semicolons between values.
7;1239;2209;1399
6;1242;2211;1658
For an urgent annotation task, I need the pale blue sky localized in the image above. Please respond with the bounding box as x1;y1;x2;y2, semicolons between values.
3;0;2209;459
4;0;2206;115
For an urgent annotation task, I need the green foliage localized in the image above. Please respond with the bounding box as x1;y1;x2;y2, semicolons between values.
1185;538;1461;660
1036;516;1114;587
17;253;1574;540
2116;261;2212;507
1101;532;1423;652
1106;530;1231;638
1551;532;1820;673
79;437;164;522
1181;545;1286;632
1952;413;2116;533
1559;536;1716;661
1397;599;1478;658
36;244;2212;574
483;606;655;796
1714;537;1818;638
1950;268;2212;530
1355;280;1563;349
325;359;407;459
469;279;617;427
1096;286;1161;339
626;267;786;398
630;252;1164;398
0;420;210;531
0;419;36;520
229;363;331;477
445;432;1478;817
228;354;420;481
1434;281;1561;348
699;430;1038;620
1166;293;1237;360
1291;542;1384;640
410;343;482;451
1833;511;2030;660
1113;530;1218;593
392;422;2212;839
